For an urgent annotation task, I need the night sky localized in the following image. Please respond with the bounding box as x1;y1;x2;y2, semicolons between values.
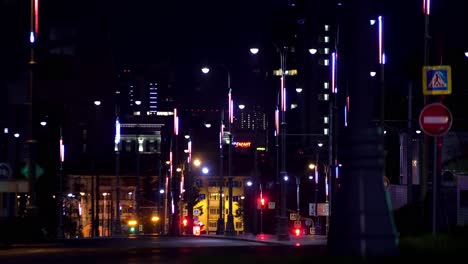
2;0;468;117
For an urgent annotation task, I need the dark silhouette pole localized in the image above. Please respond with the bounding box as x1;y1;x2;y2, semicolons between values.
328;0;398;256
216;111;225;235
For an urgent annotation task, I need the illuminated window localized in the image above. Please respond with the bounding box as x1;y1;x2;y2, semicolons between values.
324;94;329;101
209;208;220;215
235;222;243;229
324;25;330;31
209;193;219;200
324;117;329;124
323;82;329;89
324;36;329;43
323;59;329;66
324;48;329;54
208;221;217;228
324;128;329;135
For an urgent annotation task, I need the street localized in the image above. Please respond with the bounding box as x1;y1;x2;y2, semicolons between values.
0;235;328;264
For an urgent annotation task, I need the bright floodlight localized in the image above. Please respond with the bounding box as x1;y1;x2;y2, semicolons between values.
184;135;190;139
465;52;468;58
308;48;318;55
250;48;259;55
370;19;376;25
416;130;422;134
135;100;141;105
246;180;253;187
296;88;303;93
318;142;324;147
202;167;209;175
308;163;316;170
193;159;201;167
238;104;245;110
14;133;20;138
204;123;212;128
159;189;165;194
370;71;377;77
40;121;47;126
94;100;101;106
283;175;289;181
201;67;210;74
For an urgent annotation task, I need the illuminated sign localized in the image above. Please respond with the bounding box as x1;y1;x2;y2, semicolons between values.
235;142;252;148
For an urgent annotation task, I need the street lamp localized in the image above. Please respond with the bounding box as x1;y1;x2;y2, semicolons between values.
201;64;235;236
250;46;290;240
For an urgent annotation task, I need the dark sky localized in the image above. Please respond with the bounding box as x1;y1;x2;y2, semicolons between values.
3;0;468;112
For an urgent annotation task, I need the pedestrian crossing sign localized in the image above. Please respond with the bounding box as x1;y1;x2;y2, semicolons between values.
423;65;452;95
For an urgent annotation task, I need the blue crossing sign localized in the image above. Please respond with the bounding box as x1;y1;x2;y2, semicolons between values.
423;65;452;95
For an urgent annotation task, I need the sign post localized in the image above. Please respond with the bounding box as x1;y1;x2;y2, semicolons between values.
419;102;453;236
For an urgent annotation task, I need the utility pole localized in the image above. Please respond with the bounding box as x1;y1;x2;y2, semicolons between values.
328;0;398;256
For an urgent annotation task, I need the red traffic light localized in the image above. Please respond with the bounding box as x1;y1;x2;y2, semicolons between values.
183;218;188;227
295;228;301;236
260;198;265;206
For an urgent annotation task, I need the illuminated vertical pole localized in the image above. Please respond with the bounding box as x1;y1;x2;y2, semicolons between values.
378;16;386;131
27;0;39;212
225;80;236;235
274;108;280;221
277;47;290;241
216;111;225;235
57;126;65;239
170;108;180;235
113;115;122;235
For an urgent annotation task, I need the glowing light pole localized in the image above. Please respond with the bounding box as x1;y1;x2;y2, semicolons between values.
225;74;236;236
57;126;65;239
113;115;122;235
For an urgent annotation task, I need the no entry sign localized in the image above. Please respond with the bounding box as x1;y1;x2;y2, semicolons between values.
419;103;453;136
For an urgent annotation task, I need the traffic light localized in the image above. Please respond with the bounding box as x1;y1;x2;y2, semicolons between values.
295;228;301;237
183;218;188;227
260;198;265;206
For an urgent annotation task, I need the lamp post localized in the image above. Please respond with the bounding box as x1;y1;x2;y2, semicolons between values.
57;126;65;239
250;46;290;241
201;65;235;236
113;111;122;236
216;111;225;235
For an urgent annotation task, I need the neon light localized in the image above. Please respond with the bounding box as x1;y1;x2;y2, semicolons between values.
378;16;383;64
344;106;348;127
228;90;233;124
60;138;65;162
280;77;286;112
235;142;252;148
115;118;121;145
331;52;336;93
34;0;39;36
335;164;339;179
325;174;329;197
29;32;35;44
173;108;178;135
275;108;279;135
188;141;192;163
315;168;318;184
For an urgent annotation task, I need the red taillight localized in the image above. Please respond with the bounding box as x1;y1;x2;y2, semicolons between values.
295;229;300;236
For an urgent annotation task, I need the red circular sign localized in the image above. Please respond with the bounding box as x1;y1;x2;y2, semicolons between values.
419;103;453;136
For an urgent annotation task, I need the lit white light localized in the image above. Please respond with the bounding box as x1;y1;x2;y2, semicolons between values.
246;180;253;187
94;100;101;106
159;189;165;194
384;130;387;134
193;159;201;167
202;167;209;175
250;48;259;55
308;48;318;55
370;19;376;25
201;67;210;74
296;88;303;93
416;130;422;134
135;100;141;105
308;175;313;180
14;133;20;138
238;104;245;110
465;52;468;58
204;123;212;128
4;128;8;134
370;71;377;77
40;121;47;126
67;193;74;198
283;175;289;181
184;135;190;139
318;142;324;147
29;32;35;43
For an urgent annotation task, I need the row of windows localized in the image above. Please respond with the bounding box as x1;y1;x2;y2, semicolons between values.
202;180;243;188
203;193;242;202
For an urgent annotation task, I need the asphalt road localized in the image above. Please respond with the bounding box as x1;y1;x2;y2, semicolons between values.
0;236;328;264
